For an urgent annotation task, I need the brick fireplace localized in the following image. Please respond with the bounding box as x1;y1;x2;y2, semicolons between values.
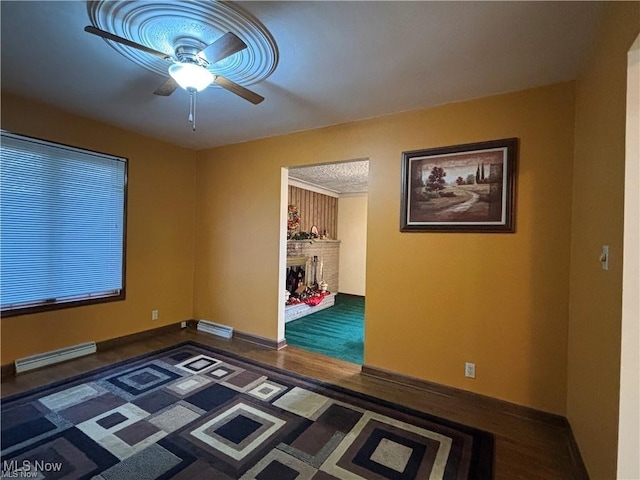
285;239;340;322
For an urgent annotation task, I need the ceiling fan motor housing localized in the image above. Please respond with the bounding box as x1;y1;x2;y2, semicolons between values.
175;45;208;67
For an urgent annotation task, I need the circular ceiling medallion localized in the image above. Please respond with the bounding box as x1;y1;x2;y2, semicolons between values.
87;1;278;87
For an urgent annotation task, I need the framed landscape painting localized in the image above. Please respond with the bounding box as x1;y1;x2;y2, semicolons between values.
400;138;518;232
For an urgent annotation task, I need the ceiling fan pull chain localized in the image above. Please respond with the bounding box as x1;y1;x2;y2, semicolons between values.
188;89;196;131
192;90;197;132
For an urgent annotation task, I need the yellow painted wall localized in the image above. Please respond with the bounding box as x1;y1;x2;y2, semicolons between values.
567;3;640;478
0;93;197;364
195;82;576;414
337;195;368;296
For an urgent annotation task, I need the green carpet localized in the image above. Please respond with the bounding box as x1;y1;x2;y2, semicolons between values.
285;294;364;364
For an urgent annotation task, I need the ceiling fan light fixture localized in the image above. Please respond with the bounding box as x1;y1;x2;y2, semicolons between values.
168;63;213;92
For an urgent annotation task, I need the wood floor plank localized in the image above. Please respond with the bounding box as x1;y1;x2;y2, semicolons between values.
0;328;581;479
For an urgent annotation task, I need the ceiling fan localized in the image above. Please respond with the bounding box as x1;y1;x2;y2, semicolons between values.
84;25;264;130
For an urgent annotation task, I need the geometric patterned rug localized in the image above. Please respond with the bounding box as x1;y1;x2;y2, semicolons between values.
0;341;494;479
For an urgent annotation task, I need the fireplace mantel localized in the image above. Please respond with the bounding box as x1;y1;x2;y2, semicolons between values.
287;239;341;244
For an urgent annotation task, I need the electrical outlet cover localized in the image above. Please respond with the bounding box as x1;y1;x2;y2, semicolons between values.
465;362;476;378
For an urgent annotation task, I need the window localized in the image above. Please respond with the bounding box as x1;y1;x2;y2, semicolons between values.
1;131;127;317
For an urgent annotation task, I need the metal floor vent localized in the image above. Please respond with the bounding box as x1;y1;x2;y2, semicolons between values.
14;341;97;374
197;320;234;339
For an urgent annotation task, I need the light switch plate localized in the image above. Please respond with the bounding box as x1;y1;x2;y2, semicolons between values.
601;245;609;270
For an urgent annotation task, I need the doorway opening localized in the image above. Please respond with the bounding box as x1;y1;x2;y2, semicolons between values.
618;32;639;479
278;159;369;364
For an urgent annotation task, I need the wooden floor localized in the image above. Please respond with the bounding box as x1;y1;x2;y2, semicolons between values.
1;328;582;480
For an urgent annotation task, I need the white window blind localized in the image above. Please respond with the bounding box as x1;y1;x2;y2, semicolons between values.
1;131;127;316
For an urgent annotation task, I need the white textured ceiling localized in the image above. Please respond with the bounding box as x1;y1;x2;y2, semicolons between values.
1;1;605;150
289;160;369;195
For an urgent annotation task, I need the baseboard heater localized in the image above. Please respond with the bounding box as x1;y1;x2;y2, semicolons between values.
14;341;97;374
197;320;234;339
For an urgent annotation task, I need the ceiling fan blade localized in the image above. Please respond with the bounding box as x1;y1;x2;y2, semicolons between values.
153;77;178;96
198;32;247;65
213;75;264;105
84;26;172;61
